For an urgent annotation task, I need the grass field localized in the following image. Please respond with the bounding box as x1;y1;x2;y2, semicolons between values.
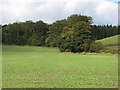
96;35;119;47
2;45;118;88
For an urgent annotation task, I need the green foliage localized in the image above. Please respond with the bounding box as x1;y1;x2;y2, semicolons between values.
2;14;119;53
67;14;93;25
45;14;93;49
89;42;104;53
59;21;92;53
101;48;120;54
2;20;49;46
45;19;67;47
26;34;41;46
91;25;119;40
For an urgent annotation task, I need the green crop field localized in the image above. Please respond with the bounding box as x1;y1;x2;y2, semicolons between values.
2;45;118;88
96;35;119;47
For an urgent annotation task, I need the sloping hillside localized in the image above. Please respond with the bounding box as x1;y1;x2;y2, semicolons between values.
96;35;119;47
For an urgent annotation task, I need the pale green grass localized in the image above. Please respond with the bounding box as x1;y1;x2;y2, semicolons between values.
2;45;118;88
96;35;119;46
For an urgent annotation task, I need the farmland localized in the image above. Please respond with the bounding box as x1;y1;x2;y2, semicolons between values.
2;45;118;88
96;35;119;47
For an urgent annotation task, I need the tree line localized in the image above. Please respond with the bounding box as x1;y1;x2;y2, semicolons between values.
91;25;119;40
2;14;119;52
2;21;49;46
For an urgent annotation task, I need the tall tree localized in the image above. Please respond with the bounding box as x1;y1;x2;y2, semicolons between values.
59;15;93;52
45;19;67;47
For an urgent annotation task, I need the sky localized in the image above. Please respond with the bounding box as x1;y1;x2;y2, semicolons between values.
0;0;119;25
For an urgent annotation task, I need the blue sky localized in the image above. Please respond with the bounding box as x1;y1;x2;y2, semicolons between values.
107;0;119;3
107;0;119;2
0;0;118;25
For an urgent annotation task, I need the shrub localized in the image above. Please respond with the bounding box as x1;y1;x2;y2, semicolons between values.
90;42;104;53
101;48;120;54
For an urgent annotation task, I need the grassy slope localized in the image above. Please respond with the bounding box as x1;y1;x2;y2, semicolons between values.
96;35;119;47
2;45;118;88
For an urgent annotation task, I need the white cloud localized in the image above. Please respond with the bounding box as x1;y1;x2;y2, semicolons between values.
0;0;118;25
95;1;118;25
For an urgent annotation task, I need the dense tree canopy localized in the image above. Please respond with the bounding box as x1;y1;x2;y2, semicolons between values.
91;25;118;40
45;19;67;47
2;20;49;46
2;14;120;53
57;14;93;52
67;14;93;25
59;21;92;52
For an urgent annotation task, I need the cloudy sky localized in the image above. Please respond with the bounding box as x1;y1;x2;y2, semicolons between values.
0;0;119;25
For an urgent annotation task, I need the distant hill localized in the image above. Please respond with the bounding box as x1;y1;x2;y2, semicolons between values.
96;35;119;47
